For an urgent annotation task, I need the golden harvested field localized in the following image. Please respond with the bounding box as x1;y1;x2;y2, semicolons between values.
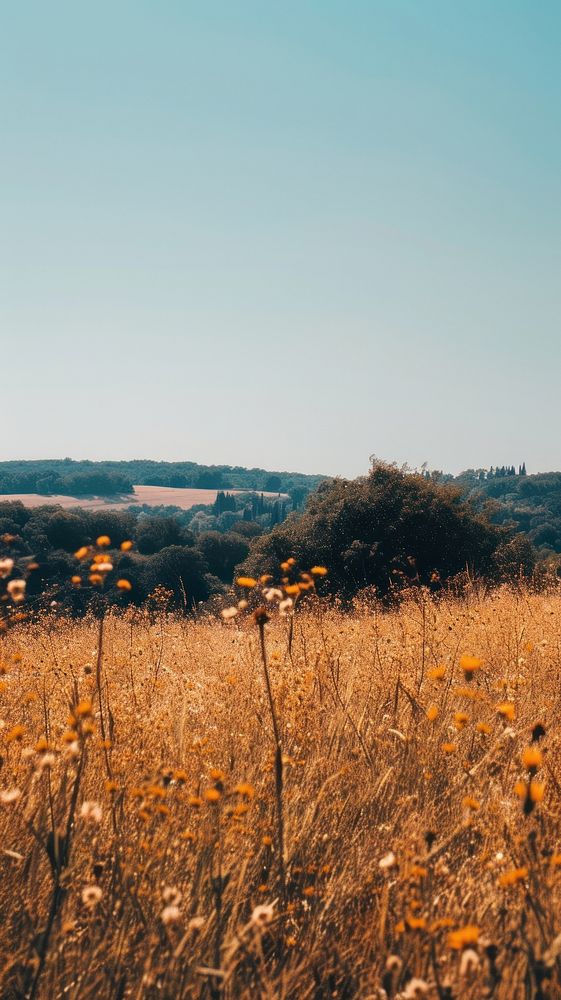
2;587;561;998
0;485;287;512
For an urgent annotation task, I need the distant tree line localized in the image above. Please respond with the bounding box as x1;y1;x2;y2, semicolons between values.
0;459;323;498
0;469;133;496
1;462;554;618
0;484;301;614
0;502;253;612
434;467;561;556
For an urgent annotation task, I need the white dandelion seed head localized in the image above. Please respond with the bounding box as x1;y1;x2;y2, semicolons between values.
38;752;56;771
6;579;26;603
0;788;22;804
162;886;182;905
402;978;430;998
460;948;480;978
161;904;181;925
82;885;103;908
80;800;103;824
0;558;14;579
188;915;205;932
379;851;396;870
250;903;275;927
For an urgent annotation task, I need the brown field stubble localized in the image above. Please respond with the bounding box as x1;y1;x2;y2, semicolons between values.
1;587;561;998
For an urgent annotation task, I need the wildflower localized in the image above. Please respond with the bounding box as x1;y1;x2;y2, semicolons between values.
498;866;528;887
529;780;545;802
188;915;205;932
82;885;103;908
221;607;238;620
38;753;56;770
80;800;102;823
448;925;480;949
0;788;22;804
454;711;469;730
462;796;480;811
71;575;81;586
236;576;257;588
162;886;182;905
385;955;403;973
6;579;26;603
76;700;93;717
403;979;429;998
475;721;492;734
75;547;89;560
426;705;439;721
264;588;284;602
430;917;454;931
6;724;25;742
455;686;482;701
0;558;14;578
428;665;446;681
116;579;132;591
279;598;293;616
96;535;111;547
310;566;328;576
253;607;270;626
234;782;255;799
460;948;480;977
379;851;396;870
284;584;300;595
406;915;427;930
203;787;221;802
89;574;103;586
250;903;275;927
521;746;543;772
120;540;133;551
94;561;113;574
460;655;483;679
441;742;457;754
496;702;516;722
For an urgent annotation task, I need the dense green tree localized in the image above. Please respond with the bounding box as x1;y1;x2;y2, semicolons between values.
141;546;213;607
44;511;86;551
264;474;282;492
196;531;250;583
136;516;188;554
240;464;512;599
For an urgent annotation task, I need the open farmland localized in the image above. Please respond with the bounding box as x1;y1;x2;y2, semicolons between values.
0;484;287;512
1;584;561;997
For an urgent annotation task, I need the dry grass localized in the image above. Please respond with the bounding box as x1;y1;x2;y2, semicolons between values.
2;585;561;998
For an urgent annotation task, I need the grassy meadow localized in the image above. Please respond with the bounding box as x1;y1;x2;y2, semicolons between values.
2;579;561;998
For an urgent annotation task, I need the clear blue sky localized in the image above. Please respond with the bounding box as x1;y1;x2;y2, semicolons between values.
1;1;559;477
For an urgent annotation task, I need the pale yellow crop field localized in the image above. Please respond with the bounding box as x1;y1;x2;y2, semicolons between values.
0;485;287;512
